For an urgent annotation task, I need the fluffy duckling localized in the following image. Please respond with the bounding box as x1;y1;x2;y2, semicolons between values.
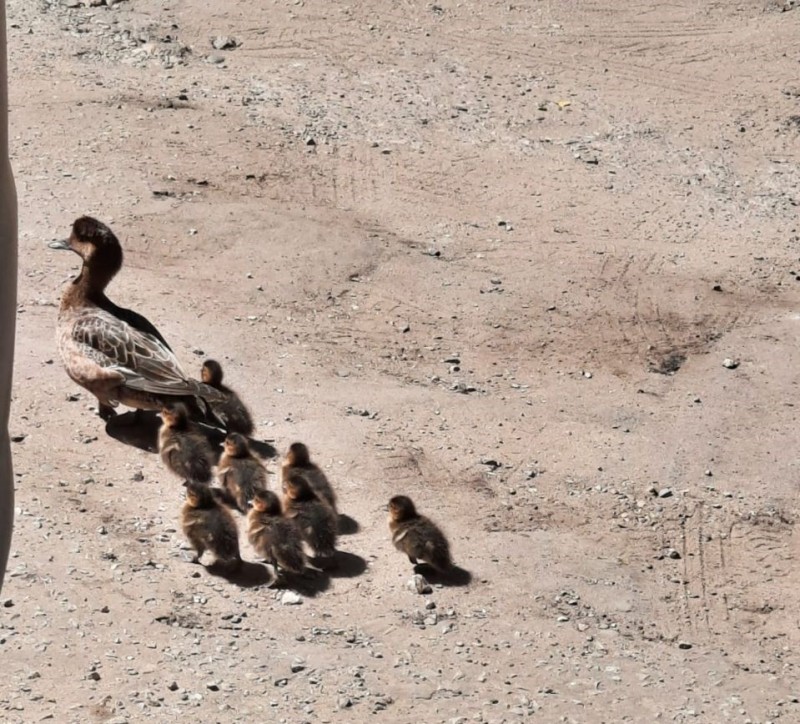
180;482;242;568
388;495;452;572
283;473;337;559
217;432;268;512
200;360;254;436
247;490;307;574
158;403;215;484
281;442;337;512
50;216;225;420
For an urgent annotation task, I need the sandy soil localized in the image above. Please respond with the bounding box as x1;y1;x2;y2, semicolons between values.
3;0;800;721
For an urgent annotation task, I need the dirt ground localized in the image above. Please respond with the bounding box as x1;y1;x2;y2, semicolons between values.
3;0;800;721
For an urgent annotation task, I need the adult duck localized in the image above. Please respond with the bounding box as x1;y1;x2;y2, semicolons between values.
50;216;225;420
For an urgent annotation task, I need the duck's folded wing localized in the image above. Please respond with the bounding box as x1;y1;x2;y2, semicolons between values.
71;311;225;400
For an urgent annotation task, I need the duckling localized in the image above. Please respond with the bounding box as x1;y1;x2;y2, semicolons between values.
181;482;241;568
217;432;268;512
281;442;337;512
247;490;307;574
283;472;337;559
200;360;254;436
158;403;215;484
388;495;452;572
50;216;226;420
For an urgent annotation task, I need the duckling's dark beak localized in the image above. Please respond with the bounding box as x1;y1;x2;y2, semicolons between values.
48;239;71;251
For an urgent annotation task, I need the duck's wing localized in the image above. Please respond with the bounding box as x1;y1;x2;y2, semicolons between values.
101;299;173;351
70;309;225;400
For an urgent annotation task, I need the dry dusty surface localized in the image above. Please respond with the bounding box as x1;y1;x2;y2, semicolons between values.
3;0;800;722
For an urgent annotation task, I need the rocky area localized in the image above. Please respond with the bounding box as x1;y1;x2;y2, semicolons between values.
2;0;800;722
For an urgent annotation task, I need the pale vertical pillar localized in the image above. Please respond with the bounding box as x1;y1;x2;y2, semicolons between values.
0;1;18;594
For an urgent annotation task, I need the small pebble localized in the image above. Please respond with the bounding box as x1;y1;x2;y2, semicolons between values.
408;574;432;595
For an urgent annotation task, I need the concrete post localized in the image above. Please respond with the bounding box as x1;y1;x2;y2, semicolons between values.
0;1;18;594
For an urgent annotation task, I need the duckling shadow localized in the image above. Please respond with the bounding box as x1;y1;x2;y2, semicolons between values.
249;439;278;460
413;563;473;587
205;560;273;588
272;568;331;597
325;550;368;579
337;514;360;535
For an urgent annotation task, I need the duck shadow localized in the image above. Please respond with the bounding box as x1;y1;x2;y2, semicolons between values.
271;567;331;597
205;559;273;588
324;550;368;579
105;410;161;453
105;411;277;459
337;514;360;535
413;563;473;587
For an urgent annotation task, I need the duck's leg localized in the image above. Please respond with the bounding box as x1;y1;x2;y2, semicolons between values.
98;402;117;421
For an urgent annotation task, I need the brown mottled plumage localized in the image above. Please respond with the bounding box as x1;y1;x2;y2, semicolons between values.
158;404;215;484
281;442;337;512
50;216;225;420
200;359;254;435
388;495;452;572
218;433;268;512
181;482;241;567
247;490;307;574
283;473;337;558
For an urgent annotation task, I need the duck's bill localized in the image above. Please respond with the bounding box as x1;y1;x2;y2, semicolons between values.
48;239;71;250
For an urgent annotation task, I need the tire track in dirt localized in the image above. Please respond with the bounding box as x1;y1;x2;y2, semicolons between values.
629;498;799;670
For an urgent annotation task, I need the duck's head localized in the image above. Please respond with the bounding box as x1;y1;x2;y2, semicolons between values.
49;216;123;281
388;495;417;523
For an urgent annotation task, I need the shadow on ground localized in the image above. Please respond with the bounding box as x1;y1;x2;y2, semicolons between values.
325;550;368;578
271;567;331;597
205;560;273;587
414;563;473;587
105;410;277;459
337;513;360;535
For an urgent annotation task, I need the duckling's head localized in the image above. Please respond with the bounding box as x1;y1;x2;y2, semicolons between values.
184;481;213;509
252;489;281;515
49;217;123;282
286;442;311;467
201;359;224;386
159;403;190;430
223;432;249;458
388;495;417;523
284;472;314;502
